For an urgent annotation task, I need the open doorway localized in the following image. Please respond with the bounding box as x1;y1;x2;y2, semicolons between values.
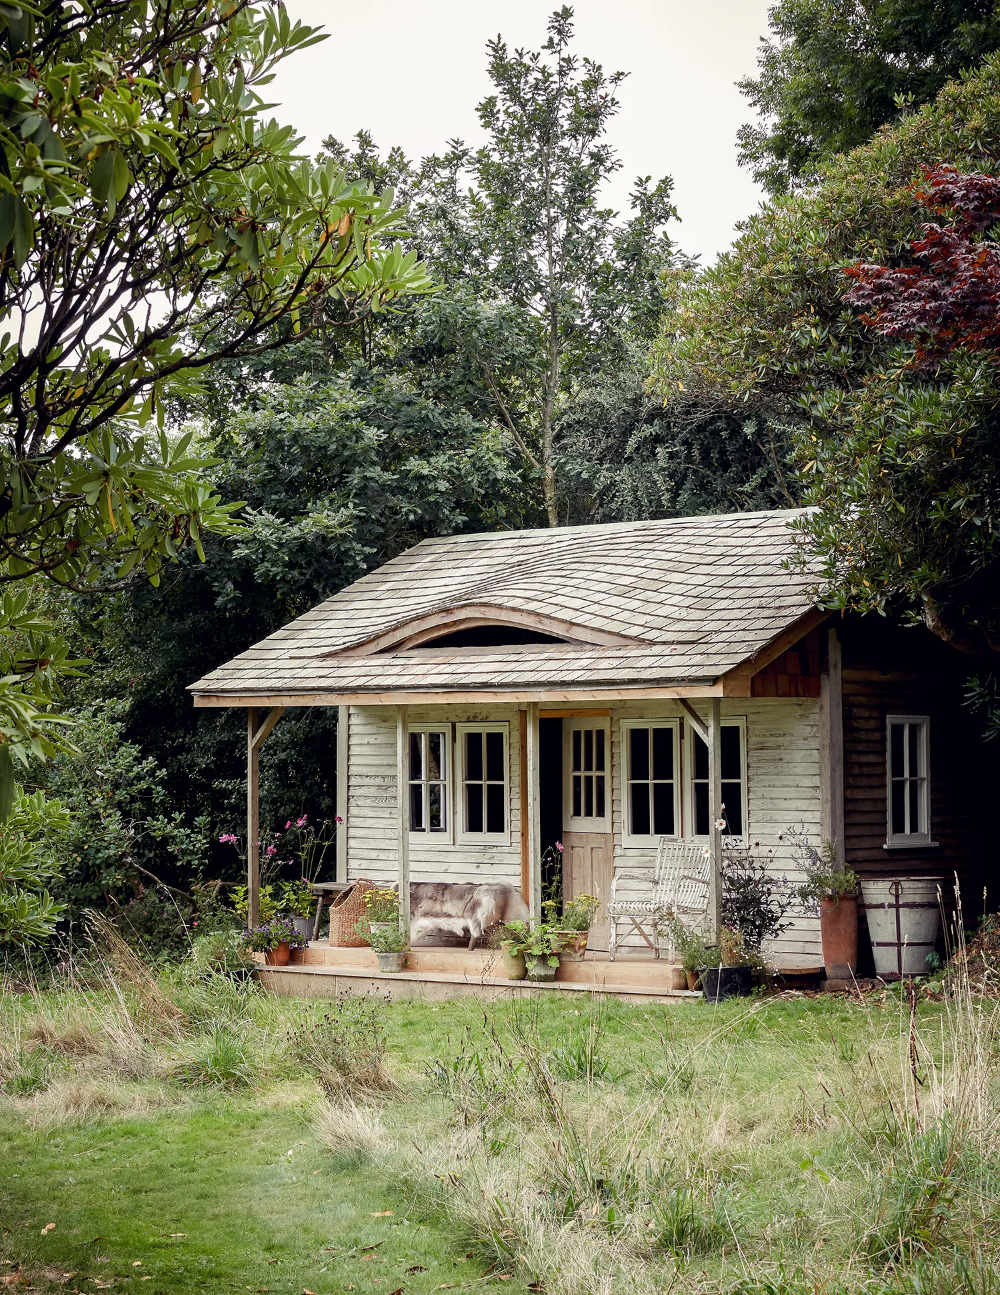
539;717;563;903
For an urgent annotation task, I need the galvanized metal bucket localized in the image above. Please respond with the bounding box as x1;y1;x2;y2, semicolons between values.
860;877;944;978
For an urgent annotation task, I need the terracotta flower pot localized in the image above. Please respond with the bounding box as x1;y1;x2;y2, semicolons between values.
554;931;588;961
820;895;858;980
265;941;290;966
686;969;700;991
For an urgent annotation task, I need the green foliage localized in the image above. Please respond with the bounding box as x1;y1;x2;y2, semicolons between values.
792;833;859;904
0;0;431;781
500;920;563;966
738;0;1000;194
367;923;408;954
654;55;1000;671
286;998;393;1096
0;782;70;942
186;928;252;977
543;892;600;932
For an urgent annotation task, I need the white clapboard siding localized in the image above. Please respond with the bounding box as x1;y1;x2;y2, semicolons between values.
607;697;822;966
346;703;522;889
345;697;823;966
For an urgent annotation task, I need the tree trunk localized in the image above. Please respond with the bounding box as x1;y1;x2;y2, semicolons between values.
541;308;560;528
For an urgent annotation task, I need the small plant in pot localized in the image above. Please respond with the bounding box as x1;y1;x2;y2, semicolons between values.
792;833;860;981
280;878;316;940
658;915;712;990
543;893;600;960
238;916;307;966
501;921;563;982
367;921;408;973
700;925;757;1001
353;888;401;947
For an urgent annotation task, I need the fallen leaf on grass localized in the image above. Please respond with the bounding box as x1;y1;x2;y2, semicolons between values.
437;1286;457;1290
303;1289;318;1294
131;1263;142;1269
312;1170;321;1176
388;1289;404;1294
41;1224;56;1236
169;1234;186;1239
371;1211;395;1218
405;1267;427;1275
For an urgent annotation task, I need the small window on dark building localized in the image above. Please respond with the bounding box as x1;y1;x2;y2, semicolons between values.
887;716;931;843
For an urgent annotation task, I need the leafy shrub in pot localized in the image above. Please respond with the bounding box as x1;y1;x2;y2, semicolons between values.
501;920;563;981
238;916;307;965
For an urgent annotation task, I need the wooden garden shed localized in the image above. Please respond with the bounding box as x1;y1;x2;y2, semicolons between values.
189;508;998;995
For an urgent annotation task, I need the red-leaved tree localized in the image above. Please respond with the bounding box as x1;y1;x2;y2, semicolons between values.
843;165;1000;368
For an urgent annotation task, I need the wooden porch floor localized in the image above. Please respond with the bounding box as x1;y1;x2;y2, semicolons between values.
255;941;699;1003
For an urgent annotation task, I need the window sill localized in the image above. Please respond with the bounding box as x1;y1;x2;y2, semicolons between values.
883;840;939;850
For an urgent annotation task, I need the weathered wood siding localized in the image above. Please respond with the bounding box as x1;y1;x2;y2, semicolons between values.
345;697;823;966
607;698;821;966
839;616;999;907
346;703;523;889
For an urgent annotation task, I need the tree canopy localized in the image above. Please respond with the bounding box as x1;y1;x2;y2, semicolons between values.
738;0;1000;194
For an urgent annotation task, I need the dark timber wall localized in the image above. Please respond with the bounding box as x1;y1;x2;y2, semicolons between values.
838;614;999;916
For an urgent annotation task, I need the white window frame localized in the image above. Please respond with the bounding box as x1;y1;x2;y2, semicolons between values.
620;719;680;845
684;716;748;841
407;724;453;841
563;717;612;833
456;722;510;845
885;715;934;848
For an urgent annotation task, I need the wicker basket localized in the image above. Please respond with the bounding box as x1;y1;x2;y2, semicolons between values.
326;879;379;948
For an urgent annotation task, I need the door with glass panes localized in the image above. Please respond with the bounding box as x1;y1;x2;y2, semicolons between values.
562;718;612;952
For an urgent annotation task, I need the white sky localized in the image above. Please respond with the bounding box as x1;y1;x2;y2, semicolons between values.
271;0;774;266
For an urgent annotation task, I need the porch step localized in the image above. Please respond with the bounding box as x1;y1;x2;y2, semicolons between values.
257;961;699;1004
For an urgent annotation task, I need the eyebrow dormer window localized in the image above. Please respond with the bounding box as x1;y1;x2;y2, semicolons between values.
407;625;566;649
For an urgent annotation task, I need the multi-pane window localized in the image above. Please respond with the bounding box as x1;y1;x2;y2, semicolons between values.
887;716;930;842
691;723;745;836
568;723;608;822
458;725;508;837
408;729;448;833
625;723;678;837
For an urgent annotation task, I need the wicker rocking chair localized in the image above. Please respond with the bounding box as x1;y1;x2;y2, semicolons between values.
607;838;712;961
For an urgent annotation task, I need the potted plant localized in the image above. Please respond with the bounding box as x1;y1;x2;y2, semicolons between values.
280;878;316;940
367;922;408;973
544;894;600;960
353;887;401;946
700;926;755;1001
658;916;711;990
502;922;563;982
238;916;307;966
793;836;860;980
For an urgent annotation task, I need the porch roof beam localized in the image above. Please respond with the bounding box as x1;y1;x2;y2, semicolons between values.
194;681;738;709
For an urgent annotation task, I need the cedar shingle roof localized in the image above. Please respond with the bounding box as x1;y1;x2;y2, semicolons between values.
190;508;820;701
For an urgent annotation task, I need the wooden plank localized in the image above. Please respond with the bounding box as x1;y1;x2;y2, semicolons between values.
192;682;730;708
336;705;349;883
519;709;529;903
677;698;708;743
247;708;260;928
708;697;722;933
250;706;285;754
396;705;410;929
526;702;542;919
539;707;611;718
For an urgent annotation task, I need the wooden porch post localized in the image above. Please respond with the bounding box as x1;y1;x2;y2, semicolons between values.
396;705;410;931
707;697;723;935
336;705;349;883
246;706;287;930
247;708;259;929
820;625;845;867
526;701;542;919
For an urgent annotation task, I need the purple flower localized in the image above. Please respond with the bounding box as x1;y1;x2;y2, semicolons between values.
555;841;564;852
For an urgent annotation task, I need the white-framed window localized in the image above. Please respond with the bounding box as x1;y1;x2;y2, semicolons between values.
621;720;680;841
886;715;931;845
687;718;747;837
456;722;509;842
408;727;450;836
564;718;611;831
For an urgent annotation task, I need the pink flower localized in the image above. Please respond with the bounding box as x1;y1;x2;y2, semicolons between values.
555;841;564;852
296;815;308;827
219;833;238;845
335;816;343;825
265;845;277;856
285;820;292;829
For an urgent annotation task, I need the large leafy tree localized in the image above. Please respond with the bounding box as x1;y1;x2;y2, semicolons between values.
653;56;1000;731
416;7;678;525
0;0;431;940
738;0;1000;194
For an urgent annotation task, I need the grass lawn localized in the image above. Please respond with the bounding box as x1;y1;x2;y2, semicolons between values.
1;970;993;1295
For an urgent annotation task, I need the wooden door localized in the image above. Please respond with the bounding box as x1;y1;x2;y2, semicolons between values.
562;719;613;952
